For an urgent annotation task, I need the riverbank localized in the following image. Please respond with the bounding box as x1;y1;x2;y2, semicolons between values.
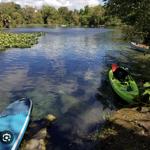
0;32;43;50
94;106;150;150
19;106;150;150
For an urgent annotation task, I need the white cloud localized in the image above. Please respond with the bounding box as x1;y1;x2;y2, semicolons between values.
0;0;103;9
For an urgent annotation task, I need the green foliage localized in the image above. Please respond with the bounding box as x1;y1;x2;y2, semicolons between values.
80;15;89;26
11;12;23;27
0;2;21;27
105;16;122;26
0;32;43;50
80;5;106;27
0;2;21;15
122;25;147;43
143;82;150;88
106;0;150;44
41;5;58;24
0;2;121;28
71;10;80;26
21;7;42;24
143;82;150;102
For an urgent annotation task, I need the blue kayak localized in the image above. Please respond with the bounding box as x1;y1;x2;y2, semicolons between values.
0;98;32;150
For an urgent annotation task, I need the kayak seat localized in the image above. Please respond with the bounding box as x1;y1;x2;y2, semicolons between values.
113;67;129;81
127;85;132;91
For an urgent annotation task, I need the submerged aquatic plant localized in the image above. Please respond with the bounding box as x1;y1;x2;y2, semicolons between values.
0;32;44;50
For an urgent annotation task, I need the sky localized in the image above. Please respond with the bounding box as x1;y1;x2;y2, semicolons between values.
0;0;104;9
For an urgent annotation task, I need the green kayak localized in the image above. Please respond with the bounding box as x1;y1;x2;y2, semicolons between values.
109;67;139;103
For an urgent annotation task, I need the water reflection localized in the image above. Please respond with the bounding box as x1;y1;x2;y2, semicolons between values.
0;28;149;149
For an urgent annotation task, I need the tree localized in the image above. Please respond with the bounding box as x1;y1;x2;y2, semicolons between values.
1;14;11;28
89;5;105;27
32;10;43;24
0;2;21;27
41;5;57;24
0;2;111;28
58;7;70;25
79;6;91;26
72;10;80;26
47;7;59;25
0;2;21;15
11;12;23;26
106;0;150;44
21;7;36;24
80;5;105;27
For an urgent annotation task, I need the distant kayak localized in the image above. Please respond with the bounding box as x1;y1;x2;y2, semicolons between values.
130;42;149;52
109;64;139;103
0;98;32;150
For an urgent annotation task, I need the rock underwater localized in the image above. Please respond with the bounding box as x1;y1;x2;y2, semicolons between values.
20;114;56;150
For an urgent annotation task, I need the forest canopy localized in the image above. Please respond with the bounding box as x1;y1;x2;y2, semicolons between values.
0;2;121;28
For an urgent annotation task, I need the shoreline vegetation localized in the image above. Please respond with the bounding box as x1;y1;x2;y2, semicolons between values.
0;24;107;29
0;2;122;29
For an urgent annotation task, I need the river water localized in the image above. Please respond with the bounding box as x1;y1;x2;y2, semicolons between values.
0;28;149;150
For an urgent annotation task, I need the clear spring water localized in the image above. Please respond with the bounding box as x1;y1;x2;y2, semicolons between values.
0;28;149;150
